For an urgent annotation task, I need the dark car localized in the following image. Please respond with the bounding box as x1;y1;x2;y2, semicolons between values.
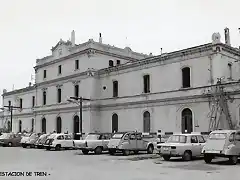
0;133;22;147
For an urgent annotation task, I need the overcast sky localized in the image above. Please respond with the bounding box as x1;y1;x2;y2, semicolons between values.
0;0;240;105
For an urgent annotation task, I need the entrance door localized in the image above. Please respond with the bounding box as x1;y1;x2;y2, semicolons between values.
41;118;46;133
73;115;80;133
112;114;118;133
181;108;193;133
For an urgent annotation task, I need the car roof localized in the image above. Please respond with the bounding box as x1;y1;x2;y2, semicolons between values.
211;130;237;134
88;132;112;135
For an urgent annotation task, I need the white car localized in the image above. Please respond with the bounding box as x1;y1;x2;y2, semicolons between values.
44;133;75;151
78;133;112;154
158;133;206;161
21;133;37;148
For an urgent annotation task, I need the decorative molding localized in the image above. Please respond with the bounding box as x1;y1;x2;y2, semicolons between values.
42;87;48;91
56;84;63;89
72;80;81;85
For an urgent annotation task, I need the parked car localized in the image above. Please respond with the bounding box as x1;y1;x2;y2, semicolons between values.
78;133;112;155
35;134;50;149
23;133;41;148
158;133;206;161
107;131;157;156
0;133;22;147
20;133;34;147
202;129;240;165
44;133;75;151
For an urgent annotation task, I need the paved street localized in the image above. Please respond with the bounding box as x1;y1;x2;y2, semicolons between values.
0;147;239;180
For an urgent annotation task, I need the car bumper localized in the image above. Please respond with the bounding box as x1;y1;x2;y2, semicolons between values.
160;150;182;157
0;141;6;146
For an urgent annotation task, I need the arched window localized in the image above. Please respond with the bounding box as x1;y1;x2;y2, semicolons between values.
73;115;80;133
19;120;22;132
41;118;46;133
182;67;191;88
56;117;62;133
31;119;34;132
43;91;46;105
181;108;193;133
143;111;151;132
112;114;118;133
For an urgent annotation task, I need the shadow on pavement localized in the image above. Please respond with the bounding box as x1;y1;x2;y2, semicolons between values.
209;158;240;166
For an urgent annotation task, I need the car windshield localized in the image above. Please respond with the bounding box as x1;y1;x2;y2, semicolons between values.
167;135;187;143
85;134;100;140
0;133;10;139
209;133;227;139
112;133;124;139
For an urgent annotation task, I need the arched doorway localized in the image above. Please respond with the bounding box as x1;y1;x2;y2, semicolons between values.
7;121;11;132
181;108;193;133
112;113;118;133
73;115;80;133
143;111;151;132
19;120;22;132
56;117;62;133
41;118;46;133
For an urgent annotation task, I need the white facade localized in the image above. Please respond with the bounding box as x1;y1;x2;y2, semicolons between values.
2;30;240;134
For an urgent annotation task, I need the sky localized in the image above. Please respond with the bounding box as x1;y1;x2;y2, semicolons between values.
0;0;240;106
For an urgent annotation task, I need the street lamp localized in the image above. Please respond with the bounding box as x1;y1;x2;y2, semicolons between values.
67;96;91;138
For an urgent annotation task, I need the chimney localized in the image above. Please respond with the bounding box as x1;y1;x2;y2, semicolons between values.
224;27;231;46
99;33;102;44
71;30;75;47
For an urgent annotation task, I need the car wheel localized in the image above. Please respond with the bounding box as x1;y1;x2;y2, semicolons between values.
46;147;51;151
8;142;12;147
182;151;192;161
94;147;103;155
147;145;154;154
123;150;130;156
162;155;171;161
82;150;89;155
22;144;26;148
134;150;139;154
109;149;116;155
204;154;213;164
229;155;238;165
55;145;61;151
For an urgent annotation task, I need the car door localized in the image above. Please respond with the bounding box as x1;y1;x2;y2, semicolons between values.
65;135;73;147
190;135;199;156
101;134;110;150
129;133;137;150
57;135;64;147
197;135;206;156
234;131;240;155
136;133;144;150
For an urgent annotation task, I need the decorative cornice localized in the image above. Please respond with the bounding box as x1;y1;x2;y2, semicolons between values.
2;85;36;97
34;48;143;70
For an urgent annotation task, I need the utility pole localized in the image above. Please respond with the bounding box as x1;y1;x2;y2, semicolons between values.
69;97;91;138
3;105;21;132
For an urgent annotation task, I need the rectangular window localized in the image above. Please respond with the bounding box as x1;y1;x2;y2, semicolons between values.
8;101;11;111
19;98;23;109
58;65;62;74
117;60;121;65
113;81;118;97
57;88;62;103
43;70;47;79
32;96;35;107
109;60;114;67
74;84;79;98
75;60;79;70
143;75;150;93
